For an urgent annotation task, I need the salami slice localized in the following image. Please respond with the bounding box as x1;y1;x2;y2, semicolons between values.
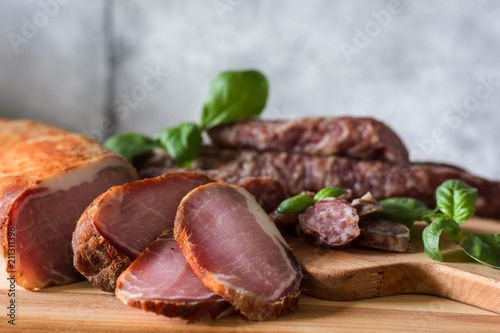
298;198;360;248
352;192;383;217
115;234;231;322
353;218;412;253
175;183;302;321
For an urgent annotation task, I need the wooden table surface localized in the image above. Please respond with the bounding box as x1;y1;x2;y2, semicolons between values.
2;262;500;332
2;218;500;332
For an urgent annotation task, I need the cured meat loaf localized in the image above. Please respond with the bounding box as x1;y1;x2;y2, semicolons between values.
115;234;231;322
175;183;303;321
72;172;214;292
191;150;500;220
0;119;137;290
207;117;409;164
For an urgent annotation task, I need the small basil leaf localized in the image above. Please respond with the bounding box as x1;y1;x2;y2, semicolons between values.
436;179;478;223
377;198;432;228
422;217;461;261
104;133;161;163
201;70;268;129
155;123;202;168
277;194;314;215
461;233;500;269
313;187;348;202
443;223;463;244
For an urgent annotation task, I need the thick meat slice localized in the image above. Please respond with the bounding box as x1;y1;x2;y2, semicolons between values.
207;117;409;164
115;234;231;322
72;172;214;292
140;166;288;213
175;183;302;321
191;149;500;220
353;218;412;253
0;119;137;290
298;198;360;248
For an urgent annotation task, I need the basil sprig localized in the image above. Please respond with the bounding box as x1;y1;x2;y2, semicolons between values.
155;122;202;168
104;69;268;166
377;198;433;228
435;179;478;223
277;186;347;215
379;179;500;269
103;133;162;163
277;194;315;215
314;187;348;202
201;70;268;129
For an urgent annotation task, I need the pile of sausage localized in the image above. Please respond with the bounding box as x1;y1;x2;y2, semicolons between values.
141;117;500;220
139;117;500;252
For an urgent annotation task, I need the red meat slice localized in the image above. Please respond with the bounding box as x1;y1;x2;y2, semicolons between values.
115;234;231;322
72;172;214;292
175;183;302;321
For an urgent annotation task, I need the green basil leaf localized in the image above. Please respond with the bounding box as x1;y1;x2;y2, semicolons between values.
155;123;202;168
104;133;161;163
277;194;314;215
377;198;432;228
201;70;268;129
436;179;478;223
461;233;500;269
313;187;348;202
422;217;462;261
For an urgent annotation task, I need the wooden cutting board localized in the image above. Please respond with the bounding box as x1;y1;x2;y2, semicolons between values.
287;216;500;313
1;217;499;332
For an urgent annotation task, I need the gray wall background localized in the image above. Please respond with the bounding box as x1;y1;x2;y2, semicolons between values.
1;0;499;180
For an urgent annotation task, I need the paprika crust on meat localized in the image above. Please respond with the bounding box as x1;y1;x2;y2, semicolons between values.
0;119;137;290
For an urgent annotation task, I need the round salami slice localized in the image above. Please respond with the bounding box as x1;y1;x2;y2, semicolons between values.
298;198;360;248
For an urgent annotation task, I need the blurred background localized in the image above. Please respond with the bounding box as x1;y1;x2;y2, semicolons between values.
1;0;499;179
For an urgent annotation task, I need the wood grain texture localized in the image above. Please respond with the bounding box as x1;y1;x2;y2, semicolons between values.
1;217;499;331
290;217;500;313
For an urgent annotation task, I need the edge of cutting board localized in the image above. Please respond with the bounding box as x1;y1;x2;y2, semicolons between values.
286;217;500;314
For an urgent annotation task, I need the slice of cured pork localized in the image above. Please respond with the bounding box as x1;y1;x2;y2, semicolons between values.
72;172;214;292
175;183;302;321
0;119;137;290
115;234;231;322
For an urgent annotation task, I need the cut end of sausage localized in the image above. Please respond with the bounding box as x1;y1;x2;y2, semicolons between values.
174;183;302;321
354;218;411;253
72;172;215;292
115;235;231;323
298;198;360;248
